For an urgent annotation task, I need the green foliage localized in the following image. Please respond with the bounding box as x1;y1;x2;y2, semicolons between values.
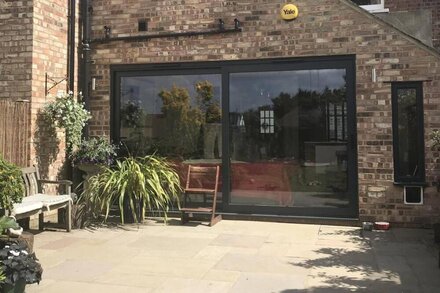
121;100;144;128
0;265;5;284
432;130;440;148
154;81;221;157
0;242;42;286
0;156;24;212
195;81;221;123
44;92;91;154
159;85;204;157
81;155;181;224
70;137;118;166
0;217;19;234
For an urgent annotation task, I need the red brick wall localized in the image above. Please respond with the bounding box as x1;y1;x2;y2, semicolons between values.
30;0;71;179
88;0;440;225
385;0;440;50
0;0;34;102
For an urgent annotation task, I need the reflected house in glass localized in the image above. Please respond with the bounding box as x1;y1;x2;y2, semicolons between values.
82;0;440;225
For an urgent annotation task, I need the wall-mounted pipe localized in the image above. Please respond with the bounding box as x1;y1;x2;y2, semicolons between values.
80;0;91;137
68;0;75;91
90;27;242;44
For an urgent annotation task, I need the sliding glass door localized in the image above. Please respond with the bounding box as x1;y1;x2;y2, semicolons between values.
229;69;350;209
112;56;357;218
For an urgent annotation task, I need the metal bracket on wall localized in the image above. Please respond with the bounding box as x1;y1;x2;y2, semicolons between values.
45;73;67;97
91;19;242;44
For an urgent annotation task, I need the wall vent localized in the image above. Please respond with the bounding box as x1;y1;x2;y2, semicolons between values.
138;20;148;32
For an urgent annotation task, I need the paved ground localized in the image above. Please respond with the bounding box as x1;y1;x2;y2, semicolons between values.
26;219;440;293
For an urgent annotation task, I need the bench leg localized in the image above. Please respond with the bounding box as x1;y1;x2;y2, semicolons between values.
66;202;72;232
39;213;44;231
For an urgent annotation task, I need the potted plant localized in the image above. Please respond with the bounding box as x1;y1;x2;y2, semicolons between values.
80;155;181;224
70;137;118;177
44;91;91;155
0;156;25;214
0;242;43;293
0;216;42;293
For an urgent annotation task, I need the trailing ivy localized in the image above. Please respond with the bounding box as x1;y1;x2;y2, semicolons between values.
44;92;91;154
0;156;24;212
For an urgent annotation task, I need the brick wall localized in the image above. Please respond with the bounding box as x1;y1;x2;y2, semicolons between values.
88;0;440;225
0;0;74;177
0;0;33;102
385;0;440;50
30;0;70;180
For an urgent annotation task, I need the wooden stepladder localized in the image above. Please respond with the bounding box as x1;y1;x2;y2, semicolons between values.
180;165;221;226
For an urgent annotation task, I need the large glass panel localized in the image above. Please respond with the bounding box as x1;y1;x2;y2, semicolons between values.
396;88;421;179
229;69;349;208
120;74;222;207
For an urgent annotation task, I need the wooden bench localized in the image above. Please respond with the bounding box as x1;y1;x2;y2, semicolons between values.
10;166;72;232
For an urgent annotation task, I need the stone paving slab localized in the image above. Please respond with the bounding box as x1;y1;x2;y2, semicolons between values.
26;219;440;293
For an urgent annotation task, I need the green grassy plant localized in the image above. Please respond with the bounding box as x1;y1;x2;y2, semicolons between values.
81;155;181;224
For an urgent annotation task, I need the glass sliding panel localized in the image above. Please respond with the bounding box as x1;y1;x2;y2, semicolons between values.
229;69;349;208
392;82;425;182
119;74;222;208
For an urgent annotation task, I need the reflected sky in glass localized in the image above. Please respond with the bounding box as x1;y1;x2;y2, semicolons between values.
230;69;346;112
121;74;221;114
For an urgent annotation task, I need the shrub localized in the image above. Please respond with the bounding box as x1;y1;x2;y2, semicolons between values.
0;156;24;212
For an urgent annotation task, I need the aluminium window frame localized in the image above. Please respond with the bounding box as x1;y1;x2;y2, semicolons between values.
358;0;389;13
391;81;426;184
110;55;359;219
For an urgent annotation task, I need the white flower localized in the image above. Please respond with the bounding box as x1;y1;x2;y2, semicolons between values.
10;250;20;256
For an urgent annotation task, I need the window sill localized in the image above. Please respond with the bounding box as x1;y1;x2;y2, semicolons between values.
363;8;390;14
393;181;428;187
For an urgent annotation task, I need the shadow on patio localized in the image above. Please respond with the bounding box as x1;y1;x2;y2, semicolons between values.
285;227;439;292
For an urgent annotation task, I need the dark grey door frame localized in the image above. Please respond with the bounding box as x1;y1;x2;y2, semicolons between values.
110;55;358;219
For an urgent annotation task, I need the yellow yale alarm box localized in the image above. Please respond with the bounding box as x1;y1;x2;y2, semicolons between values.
280;4;299;21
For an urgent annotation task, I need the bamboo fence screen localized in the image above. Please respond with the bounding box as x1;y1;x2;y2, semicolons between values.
0;100;30;167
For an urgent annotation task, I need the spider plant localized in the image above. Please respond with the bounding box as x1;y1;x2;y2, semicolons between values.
81;155;181;224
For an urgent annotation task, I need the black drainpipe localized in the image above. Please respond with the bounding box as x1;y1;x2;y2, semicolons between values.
80;0;91;138
68;0;76;91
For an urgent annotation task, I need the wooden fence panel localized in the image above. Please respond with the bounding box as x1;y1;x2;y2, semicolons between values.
0;100;30;167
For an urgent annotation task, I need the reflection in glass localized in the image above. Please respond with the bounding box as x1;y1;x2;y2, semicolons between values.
229;69;349;208
120;75;222;209
397;88;419;178
120;75;221;158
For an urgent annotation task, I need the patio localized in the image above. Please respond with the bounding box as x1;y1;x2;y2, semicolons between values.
27;219;440;293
